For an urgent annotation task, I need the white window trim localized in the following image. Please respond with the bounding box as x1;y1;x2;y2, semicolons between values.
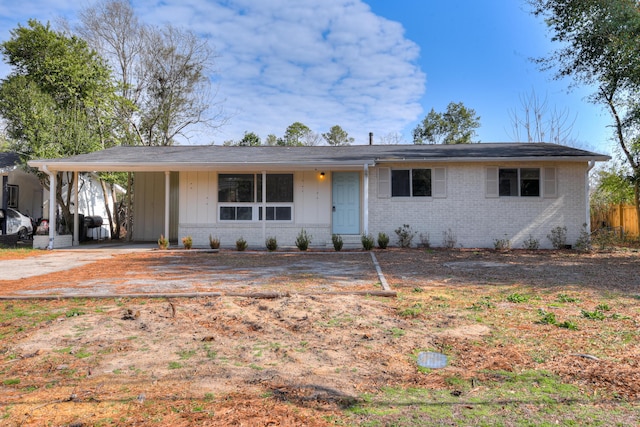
218;203;294;222
218;172;294;221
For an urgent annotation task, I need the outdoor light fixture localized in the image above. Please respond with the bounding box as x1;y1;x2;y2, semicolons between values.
320;172;325;178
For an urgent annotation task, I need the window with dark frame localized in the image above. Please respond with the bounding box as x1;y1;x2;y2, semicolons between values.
391;169;432;197
499;168;540;197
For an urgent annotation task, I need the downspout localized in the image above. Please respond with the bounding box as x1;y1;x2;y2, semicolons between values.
363;164;369;235
586;160;596;233
42;164;56;250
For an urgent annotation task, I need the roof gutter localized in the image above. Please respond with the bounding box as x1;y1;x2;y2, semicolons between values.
374;155;611;164
28;160;377;173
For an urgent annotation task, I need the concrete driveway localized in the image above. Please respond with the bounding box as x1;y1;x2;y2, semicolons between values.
0;244;392;298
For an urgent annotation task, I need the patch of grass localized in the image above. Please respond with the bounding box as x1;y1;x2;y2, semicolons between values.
389;327;406;338
3;378;20;386
536;309;557;325
347;370;617;426
177;349;196;360
468;297;495;311
397;302;423;317
556;293;580;303
168;361;183;369
203;345;217;360
595;303;611;312
74;348;92;359
321;315;354;327
557;320;578;330
581;309;606;320
506;293;530;303
65;308;85;317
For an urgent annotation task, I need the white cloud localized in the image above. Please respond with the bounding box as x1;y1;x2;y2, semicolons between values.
0;0;426;145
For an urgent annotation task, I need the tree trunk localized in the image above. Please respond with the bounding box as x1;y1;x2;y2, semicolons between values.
111;183;122;240
100;179;115;240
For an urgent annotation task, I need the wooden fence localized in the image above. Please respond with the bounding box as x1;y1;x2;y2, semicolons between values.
592;204;639;237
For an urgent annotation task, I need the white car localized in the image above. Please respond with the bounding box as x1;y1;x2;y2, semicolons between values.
0;208;33;240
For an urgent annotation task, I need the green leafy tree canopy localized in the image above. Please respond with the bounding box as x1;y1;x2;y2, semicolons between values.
413;102;481;144
322;125;354;146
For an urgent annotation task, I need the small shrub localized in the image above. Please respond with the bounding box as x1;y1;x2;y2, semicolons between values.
181;235;193;249
442;228;457;249
547;226;567;249
418;232;431;248
209;235;220;249
522;235;540;250
377;232;390;249
265;236;278;252
574;223;591;252
158;234;169;250
394;224;416;248
494;237;511;251
591;228;617;250
295;229;312;251
595;303;610;311
235;237;248;251
361;233;375;251
331;234;343;251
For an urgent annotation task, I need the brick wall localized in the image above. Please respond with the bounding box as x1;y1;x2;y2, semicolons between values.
368;161;589;249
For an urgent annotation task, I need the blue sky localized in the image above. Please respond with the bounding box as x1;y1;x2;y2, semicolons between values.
0;0;613;153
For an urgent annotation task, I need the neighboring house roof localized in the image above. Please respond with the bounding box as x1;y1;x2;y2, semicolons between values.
28;143;610;172
0;152;20;174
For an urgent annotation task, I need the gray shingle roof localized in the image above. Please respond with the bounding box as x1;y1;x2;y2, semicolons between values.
28;143;610;172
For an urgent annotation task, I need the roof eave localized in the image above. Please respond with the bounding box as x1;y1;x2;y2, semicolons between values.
27;160;376;173
375;155;611;163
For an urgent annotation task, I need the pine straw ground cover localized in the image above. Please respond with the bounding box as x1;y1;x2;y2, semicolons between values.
0;247;638;426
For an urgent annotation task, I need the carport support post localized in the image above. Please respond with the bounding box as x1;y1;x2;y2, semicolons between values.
73;172;79;246
363;164;369;235
1;175;7;235
47;169;56;250
164;171;170;246
261;170;266;243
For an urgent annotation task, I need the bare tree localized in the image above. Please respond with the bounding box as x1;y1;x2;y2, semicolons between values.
508;90;577;146
377;132;405;145
77;0;225;146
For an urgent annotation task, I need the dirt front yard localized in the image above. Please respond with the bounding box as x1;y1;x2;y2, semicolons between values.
0;248;639;426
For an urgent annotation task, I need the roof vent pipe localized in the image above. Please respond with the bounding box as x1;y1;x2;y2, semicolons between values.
369;132;373;145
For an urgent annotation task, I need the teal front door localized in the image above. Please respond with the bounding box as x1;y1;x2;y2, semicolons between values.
332;172;360;234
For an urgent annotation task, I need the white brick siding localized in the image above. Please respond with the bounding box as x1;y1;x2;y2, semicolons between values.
175;161;589;250
368;162;589;249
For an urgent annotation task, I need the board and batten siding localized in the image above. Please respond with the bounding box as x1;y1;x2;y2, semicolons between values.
177;169;335;248
132;172;178;242
368;162;588;249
